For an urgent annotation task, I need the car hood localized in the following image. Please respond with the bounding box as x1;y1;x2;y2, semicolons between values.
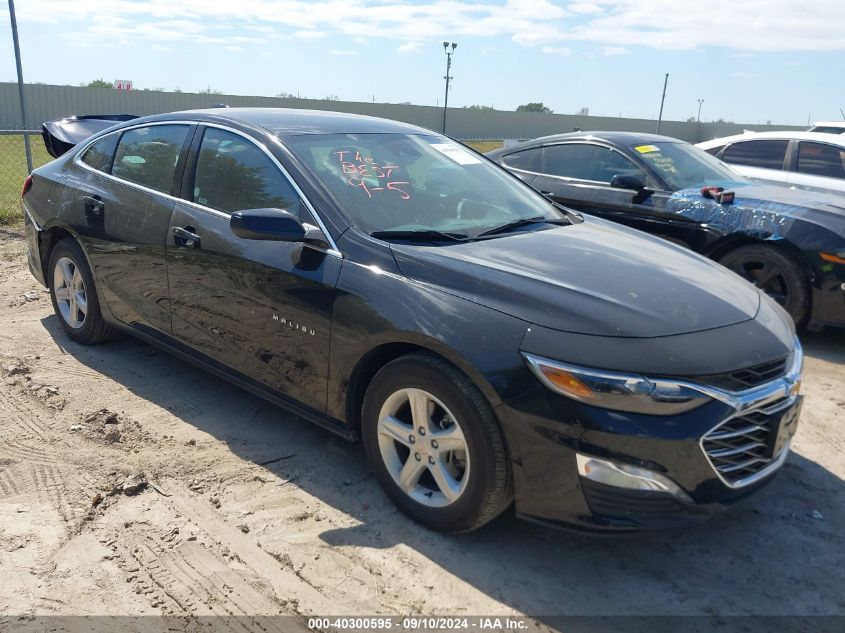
389;218;761;338
670;181;845;235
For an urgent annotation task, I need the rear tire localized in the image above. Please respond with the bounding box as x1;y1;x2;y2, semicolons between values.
48;238;117;344
719;244;809;325
361;352;513;533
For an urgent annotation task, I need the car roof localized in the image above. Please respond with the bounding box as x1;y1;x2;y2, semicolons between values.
485;132;687;158
526;131;684;147
129;107;435;136
698;130;845;147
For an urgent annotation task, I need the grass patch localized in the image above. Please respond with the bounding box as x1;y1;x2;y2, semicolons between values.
462;139;504;154
0;133;52;225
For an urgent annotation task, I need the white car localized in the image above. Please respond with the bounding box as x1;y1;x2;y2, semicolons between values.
808;121;845;134
697;131;845;196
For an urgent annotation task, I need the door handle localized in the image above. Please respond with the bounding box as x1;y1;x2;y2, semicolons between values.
173;226;201;248
83;194;104;216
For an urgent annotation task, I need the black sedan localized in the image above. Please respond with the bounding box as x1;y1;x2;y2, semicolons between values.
488;132;845;330
23;109;802;532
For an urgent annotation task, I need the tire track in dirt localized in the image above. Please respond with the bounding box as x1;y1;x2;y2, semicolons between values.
0;463;22;498
0;391;61;466
43;464;92;537
0;441;58;465
170;492;349;615
110;528;295;627
32;464;75;540
3;391;51;433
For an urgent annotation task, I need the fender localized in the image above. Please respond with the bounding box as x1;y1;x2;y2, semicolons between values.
33;217;122;325
705;232;820;288
326;259;531;429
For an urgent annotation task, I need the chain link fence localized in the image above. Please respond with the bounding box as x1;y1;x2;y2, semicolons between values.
1;130;50;225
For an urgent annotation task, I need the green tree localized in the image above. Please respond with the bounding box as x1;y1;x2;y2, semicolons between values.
516;102;553;113
84;79;113;88
465;105;494;111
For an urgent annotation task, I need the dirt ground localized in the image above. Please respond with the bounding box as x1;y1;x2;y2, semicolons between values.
1;226;843;625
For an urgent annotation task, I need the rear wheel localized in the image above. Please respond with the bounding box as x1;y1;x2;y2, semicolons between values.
361;353;512;532
48;239;117;344
719;244;809;325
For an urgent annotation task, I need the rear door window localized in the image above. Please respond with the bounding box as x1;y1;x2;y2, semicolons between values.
80;134;119;173
192;128;300;215
796;142;845;179
542;143;643;183
112;125;190;193
722;140;788;170
501;148;542;172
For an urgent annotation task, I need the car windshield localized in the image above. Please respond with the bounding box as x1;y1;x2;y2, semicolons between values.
283;133;566;238
632;141;745;191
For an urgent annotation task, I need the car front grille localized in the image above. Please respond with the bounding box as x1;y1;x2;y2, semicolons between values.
701;396;791;485
695;357;789;391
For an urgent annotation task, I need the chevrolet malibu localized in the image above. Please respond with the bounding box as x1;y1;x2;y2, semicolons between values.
22;109;803;532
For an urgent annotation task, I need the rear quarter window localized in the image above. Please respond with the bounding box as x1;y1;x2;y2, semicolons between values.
80;134;119;173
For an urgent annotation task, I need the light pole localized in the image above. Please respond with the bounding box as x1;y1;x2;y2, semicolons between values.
697;98;704;123
655;73;669;134
8;0;32;173
442;41;457;134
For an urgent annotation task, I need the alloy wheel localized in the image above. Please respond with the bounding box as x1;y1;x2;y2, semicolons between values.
727;259;789;307
53;256;88;329
376;387;470;508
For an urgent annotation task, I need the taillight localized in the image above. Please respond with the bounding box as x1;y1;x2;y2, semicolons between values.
21;175;33;197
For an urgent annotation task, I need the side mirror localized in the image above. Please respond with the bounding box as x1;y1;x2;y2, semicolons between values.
230;208;333;249
230;208;325;246
610;174;647;190
230;208;305;241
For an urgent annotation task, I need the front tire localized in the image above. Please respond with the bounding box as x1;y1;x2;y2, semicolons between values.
719;244;810;325
362;353;512;532
48;238;116;344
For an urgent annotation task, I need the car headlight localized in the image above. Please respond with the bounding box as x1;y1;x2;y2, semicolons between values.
523;353;711;415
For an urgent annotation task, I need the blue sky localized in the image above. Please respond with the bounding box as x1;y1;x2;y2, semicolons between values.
1;0;843;125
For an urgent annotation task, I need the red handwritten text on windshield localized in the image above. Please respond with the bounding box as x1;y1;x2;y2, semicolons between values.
333;150;410;200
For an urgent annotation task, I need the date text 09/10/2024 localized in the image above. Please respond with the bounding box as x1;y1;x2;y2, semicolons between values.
307;617;529;630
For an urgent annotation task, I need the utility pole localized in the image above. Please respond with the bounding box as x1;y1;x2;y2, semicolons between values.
656;73;669;134
8;0;32;173
442;41;457;134
696;98;704;123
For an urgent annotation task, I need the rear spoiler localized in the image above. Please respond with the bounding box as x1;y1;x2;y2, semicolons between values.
41;114;139;158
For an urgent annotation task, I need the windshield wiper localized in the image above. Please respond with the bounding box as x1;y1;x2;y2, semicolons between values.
370;229;469;242
474;215;568;238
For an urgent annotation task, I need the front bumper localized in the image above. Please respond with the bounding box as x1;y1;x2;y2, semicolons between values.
499;342;803;533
